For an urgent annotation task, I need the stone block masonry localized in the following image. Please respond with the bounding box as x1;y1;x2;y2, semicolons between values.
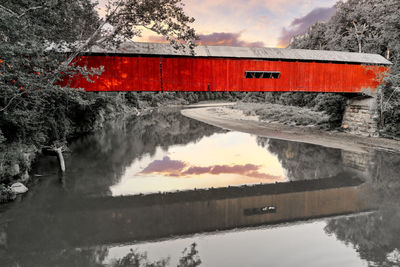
342;96;379;137
341;150;374;180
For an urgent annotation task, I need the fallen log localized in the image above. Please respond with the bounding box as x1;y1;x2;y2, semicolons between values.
42;147;65;173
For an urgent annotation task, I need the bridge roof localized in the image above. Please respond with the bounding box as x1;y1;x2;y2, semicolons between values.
88;42;392;65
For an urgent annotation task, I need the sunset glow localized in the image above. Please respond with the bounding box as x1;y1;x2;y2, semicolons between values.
110;131;286;196
97;0;337;47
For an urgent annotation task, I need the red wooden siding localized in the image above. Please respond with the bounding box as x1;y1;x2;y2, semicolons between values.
61;55;389;93
64;55;161;91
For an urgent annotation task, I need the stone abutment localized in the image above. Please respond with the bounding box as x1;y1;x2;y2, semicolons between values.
342;95;379;137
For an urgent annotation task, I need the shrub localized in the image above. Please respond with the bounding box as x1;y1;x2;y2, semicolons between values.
0;184;16;203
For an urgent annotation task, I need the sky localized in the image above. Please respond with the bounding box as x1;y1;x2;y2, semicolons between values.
110;132;285;196
97;0;338;48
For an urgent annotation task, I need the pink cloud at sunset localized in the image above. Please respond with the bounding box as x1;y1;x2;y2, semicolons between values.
278;7;336;47
145;32;265;47
140;156;187;177
139;156;283;181
96;0;337;47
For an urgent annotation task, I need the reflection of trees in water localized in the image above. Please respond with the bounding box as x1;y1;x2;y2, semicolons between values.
113;243;201;267
2;242;201;267
325;213;400;266
0;242;108;267
258;137;400;265
113;249;170;267
257;137;343;181
325;151;400;266
63;109;224;196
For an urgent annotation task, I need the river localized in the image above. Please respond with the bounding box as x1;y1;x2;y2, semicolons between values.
1;108;400;267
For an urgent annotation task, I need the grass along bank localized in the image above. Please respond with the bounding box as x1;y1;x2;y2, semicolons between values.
233;102;331;128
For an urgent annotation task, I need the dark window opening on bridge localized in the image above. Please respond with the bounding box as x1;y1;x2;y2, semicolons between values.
245;71;281;79
244;206;277;216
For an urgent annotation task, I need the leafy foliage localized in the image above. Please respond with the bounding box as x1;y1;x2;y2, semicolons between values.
105;0;198;50
178;243;202;267
236;102;331;127
0;0;198;149
0;183;16;203
324;151;400;266
261;137;343;181
289;0;400;136
112;249;170;267
0;0;200;184
112;243;201;267
242;92;347;128
0;0;104;146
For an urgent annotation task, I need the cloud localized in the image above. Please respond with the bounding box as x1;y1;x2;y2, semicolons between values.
98;0;338;48
181;164;260;176
144;35;169;43
209;164;259;175
182;166;213;175
140;156;187;175
144;32;265;47
140;159;282;180
197;32;264;47
278;6;336;47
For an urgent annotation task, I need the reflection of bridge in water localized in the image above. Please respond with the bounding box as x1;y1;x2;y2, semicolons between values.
7;172;371;252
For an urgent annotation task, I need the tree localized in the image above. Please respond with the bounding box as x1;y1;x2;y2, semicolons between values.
325;151;400;266
290;0;400;58
104;0;197;49
0;0;102;144
111;243;201;267
289;22;328;50
288;0;400;137
0;0;197;147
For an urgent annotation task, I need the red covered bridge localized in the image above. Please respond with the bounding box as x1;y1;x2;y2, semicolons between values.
63;42;391;93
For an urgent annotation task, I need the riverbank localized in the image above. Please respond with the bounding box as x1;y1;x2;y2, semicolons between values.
181;104;400;153
0;104;138;203
2;98;399;203
234;102;331;128
0;97;171;202
0;96;235;202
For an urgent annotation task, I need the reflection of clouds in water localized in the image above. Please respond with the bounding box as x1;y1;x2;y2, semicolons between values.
141;156;187;174
112;131;285;195
139;156;283;181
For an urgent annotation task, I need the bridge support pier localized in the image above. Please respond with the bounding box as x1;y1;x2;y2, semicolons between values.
342;95;379;137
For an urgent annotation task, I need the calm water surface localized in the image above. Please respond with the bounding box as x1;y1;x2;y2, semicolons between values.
1;108;400;267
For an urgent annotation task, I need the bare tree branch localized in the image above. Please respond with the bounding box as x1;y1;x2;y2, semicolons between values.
47;0;124;87
0;91;26;112
0;4;17;16
384;87;400;111
352;21;362;53
18;6;43;18
0;4;43;18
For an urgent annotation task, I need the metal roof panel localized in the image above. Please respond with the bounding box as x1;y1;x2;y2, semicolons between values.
87;42;392;65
